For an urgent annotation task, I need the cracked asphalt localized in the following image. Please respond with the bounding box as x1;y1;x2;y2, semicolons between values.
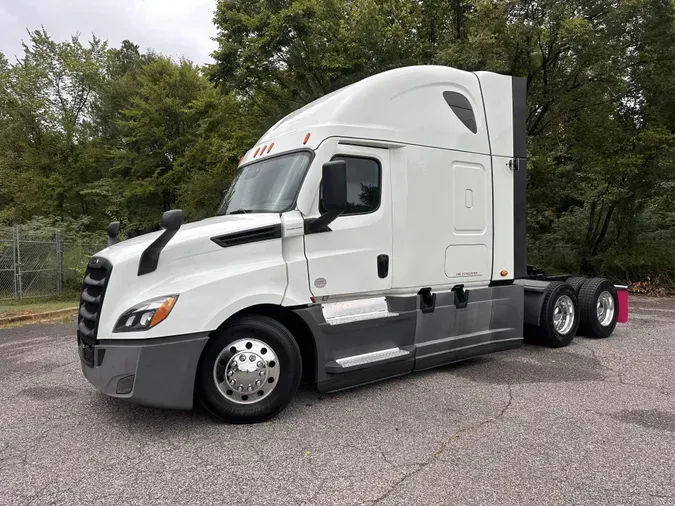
1;295;674;505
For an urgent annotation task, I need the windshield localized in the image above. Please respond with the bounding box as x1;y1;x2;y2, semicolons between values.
216;151;312;215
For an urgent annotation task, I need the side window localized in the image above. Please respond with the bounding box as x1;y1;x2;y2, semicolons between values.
320;156;381;215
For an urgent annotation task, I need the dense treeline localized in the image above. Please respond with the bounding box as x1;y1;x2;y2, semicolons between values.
0;0;674;288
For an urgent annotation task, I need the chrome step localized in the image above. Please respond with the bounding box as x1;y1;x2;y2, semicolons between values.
336;347;409;367
326;347;413;373
325;310;398;326
322;297;398;326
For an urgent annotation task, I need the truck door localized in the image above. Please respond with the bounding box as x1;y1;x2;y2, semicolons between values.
304;144;392;298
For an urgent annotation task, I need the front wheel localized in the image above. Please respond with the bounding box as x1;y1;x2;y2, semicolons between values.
196;315;302;424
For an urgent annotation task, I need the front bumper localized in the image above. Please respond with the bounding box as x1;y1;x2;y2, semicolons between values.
79;333;210;410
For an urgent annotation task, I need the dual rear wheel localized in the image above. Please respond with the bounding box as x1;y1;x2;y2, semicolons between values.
578;278;619;338
535;277;619;347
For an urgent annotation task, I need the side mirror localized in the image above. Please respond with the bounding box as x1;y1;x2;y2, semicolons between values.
321;160;347;212
107;221;120;246
161;209;183;231
309;160;347;233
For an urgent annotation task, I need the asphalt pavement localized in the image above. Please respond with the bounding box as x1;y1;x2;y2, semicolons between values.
1;296;674;505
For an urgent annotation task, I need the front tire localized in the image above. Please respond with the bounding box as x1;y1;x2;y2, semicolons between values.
578;278;618;338
196;315;302;424
537;281;580;348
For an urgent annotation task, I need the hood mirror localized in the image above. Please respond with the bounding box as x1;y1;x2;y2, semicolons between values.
107;221;120;246
138;209;183;276
161;209;183;231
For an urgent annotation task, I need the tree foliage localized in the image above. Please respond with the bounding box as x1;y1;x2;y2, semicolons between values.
0;0;674;287
0;30;258;234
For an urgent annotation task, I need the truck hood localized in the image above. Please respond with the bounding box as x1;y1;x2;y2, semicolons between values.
95;213;283;267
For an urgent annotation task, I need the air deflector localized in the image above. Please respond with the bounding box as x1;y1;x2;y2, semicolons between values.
443;91;477;134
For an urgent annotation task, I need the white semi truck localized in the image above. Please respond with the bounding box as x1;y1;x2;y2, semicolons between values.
78;65;628;423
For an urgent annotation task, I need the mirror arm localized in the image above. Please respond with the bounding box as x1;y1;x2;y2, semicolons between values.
306;208;345;234
138;210;182;276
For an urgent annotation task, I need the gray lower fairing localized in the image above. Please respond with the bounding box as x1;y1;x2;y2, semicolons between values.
79;285;525;409
293;283;524;392
80;332;210;409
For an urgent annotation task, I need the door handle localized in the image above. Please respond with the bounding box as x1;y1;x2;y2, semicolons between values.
377;254;389;279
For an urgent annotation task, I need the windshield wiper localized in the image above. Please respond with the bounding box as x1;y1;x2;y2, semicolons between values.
227;209;254;215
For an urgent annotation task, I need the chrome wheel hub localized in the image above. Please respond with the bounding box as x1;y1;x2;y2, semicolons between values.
213;338;279;404
597;291;615;326
553;295;575;334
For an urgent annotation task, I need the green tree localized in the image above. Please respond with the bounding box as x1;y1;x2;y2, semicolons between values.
209;0;425;118
0;29;108;222
111;56;252;230
175;86;259;221
112;57;211;230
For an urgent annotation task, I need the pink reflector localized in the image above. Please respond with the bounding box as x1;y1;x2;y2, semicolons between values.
617;288;629;323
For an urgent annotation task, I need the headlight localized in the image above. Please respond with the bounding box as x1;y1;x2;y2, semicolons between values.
113;295;178;332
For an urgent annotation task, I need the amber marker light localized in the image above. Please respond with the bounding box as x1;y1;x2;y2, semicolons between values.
149;296;178;328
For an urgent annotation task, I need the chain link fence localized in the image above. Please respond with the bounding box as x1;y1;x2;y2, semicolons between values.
0;226;106;300
0;228;16;300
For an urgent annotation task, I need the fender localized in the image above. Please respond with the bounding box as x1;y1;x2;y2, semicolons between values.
205;293;285;331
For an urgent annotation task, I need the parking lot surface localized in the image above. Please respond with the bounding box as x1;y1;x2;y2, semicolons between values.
1;296;674;505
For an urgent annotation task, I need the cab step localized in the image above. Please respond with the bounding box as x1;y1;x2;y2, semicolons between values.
325;346;415;373
321;297;399;326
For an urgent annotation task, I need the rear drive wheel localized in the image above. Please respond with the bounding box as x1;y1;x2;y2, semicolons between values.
578;278;618;338
566;276;587;294
537;281;580;347
196;315;302;423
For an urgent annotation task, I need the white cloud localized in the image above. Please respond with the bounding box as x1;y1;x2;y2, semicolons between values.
0;0;218;65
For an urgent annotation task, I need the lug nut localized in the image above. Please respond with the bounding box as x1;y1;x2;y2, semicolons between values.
248;385;253;392
230;379;236;386
249;355;256;362
257;361;263;368
239;385;244;391
255;380;261;386
228;370;234;377
239;355;246;361
259;371;266;376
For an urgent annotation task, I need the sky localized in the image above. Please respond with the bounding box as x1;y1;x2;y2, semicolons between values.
0;0;219;65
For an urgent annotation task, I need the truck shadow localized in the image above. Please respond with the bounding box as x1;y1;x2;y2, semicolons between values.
86;341;608;428
444;343;607;385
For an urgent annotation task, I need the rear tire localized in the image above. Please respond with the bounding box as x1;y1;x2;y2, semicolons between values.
196;315;302;424
566;276;587;294
578;278;618;338
537;281;580;348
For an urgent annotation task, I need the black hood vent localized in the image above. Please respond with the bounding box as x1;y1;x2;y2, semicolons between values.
211;224;282;248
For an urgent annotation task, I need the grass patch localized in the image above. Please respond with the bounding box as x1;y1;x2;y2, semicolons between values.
0;313;76;329
0;295;79;318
